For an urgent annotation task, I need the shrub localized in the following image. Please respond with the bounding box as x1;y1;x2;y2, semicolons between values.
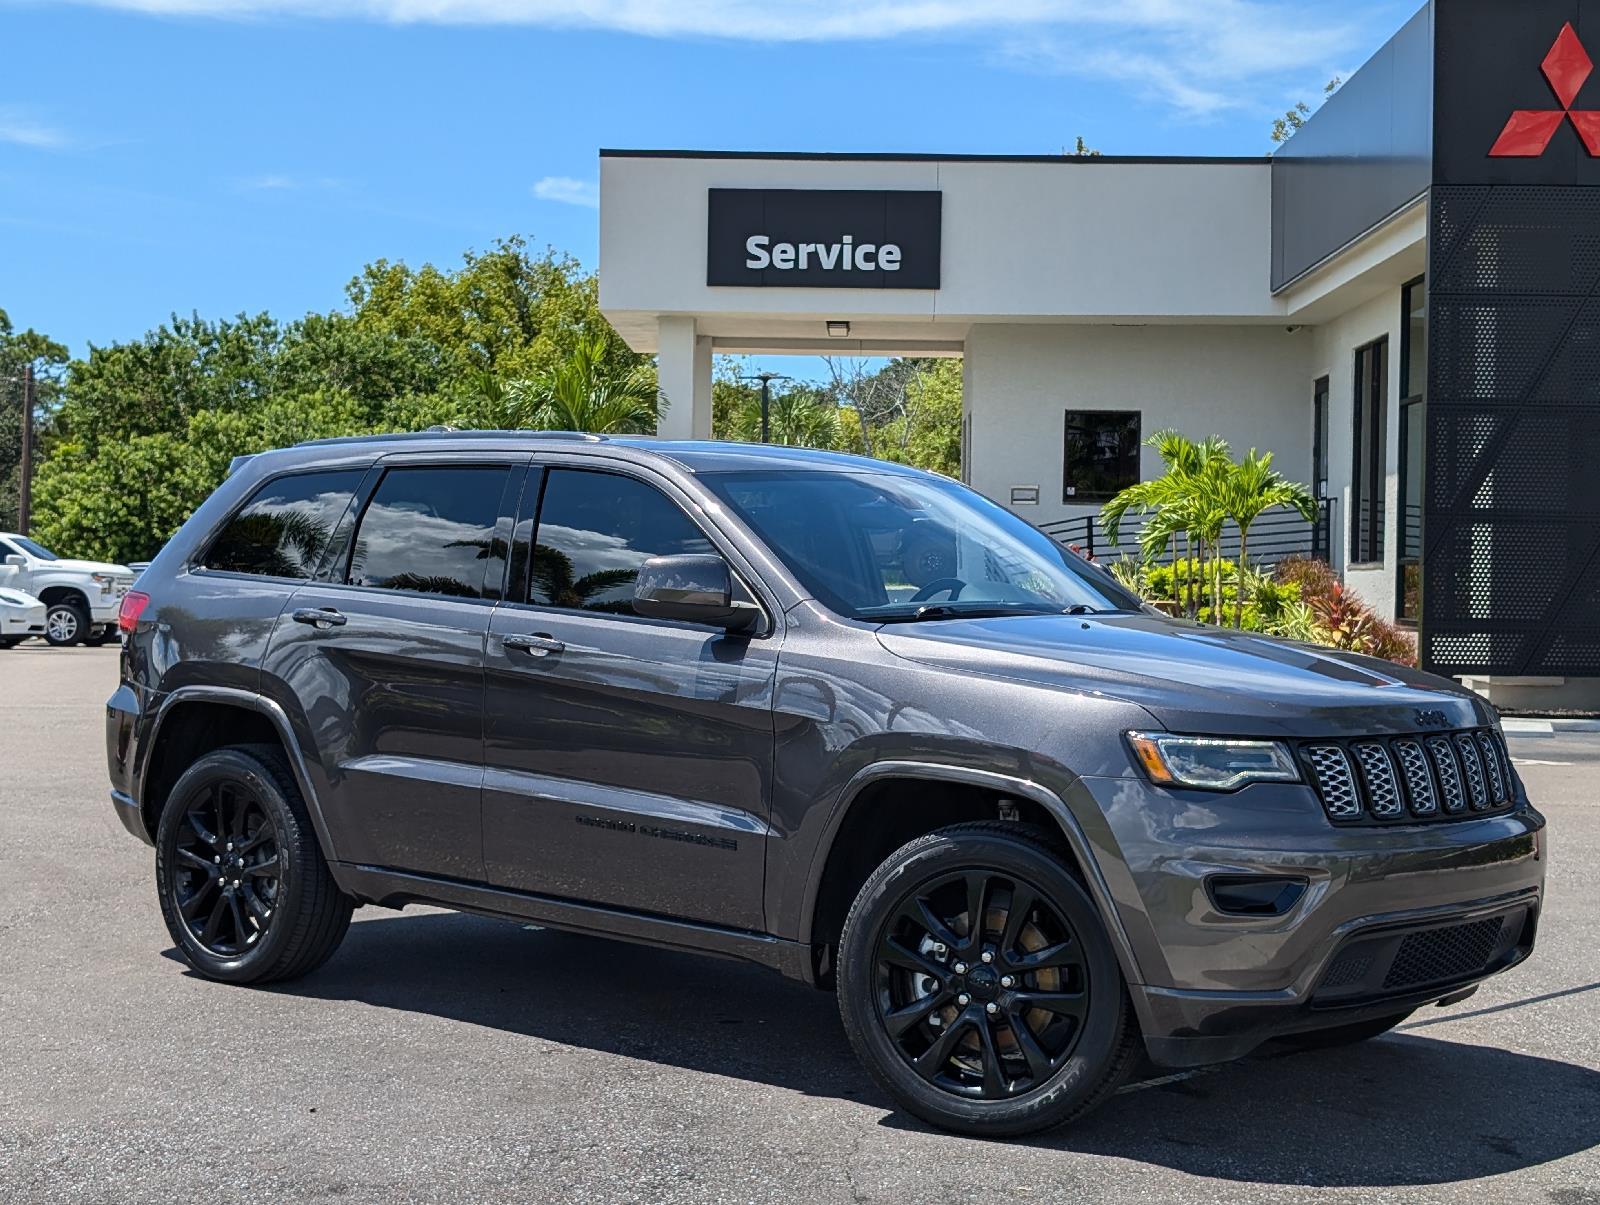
1274;556;1339;605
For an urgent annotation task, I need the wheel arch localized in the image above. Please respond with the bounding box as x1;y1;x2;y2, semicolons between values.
37;584;90;609
139;688;339;869
799;762;1144;991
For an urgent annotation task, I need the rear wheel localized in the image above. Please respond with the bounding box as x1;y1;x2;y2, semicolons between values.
155;744;353;984
837;822;1137;1137
44;600;88;647
83;625;118;647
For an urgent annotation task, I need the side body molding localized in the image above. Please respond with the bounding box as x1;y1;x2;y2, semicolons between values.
800;760;1147;989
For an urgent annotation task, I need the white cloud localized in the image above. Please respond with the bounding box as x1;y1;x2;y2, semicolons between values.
0;107;69;149
532;175;598;208
48;1;1369;118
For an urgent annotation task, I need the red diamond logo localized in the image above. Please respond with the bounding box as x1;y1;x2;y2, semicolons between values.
1490;21;1600;156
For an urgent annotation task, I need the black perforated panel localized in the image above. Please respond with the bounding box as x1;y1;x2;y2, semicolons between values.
1423;185;1600;676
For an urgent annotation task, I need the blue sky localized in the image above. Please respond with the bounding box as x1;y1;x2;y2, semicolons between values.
3;0;1423;381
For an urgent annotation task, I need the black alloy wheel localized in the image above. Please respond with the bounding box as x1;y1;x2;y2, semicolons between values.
170;779;282;957
876;868;1090;1100
156;745;354;984
837;823;1136;1137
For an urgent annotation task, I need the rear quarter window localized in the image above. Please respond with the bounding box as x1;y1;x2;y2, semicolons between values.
204;469;366;579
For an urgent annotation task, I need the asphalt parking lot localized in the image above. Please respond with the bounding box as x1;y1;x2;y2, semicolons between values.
1;646;1597;1205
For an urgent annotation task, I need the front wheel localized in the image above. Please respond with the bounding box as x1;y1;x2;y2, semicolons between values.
44;600;88;646
837;822;1138;1138
155;744;353;984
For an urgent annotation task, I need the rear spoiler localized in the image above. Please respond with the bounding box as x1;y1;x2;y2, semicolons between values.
226;453;256;478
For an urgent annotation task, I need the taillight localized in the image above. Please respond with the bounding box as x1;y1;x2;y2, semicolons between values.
118;591;151;635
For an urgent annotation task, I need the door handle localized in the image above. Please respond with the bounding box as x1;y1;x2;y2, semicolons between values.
503;632;565;657
291;607;348;629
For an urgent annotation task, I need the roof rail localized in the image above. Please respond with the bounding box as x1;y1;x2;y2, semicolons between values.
292;429;610;450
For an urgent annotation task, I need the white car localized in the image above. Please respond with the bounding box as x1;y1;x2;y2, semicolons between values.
0;533;135;647
0;586;47;647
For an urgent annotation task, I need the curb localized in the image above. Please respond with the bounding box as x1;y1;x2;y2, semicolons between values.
1501;718;1600;737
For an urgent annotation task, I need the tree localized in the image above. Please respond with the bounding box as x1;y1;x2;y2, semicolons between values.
0;309;70;530
1271;78;1343;145
1068;136;1102;157
501;329;663;435
1222;449;1317;626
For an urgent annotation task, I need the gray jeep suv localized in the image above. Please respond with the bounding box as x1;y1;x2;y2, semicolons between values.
106;432;1545;1137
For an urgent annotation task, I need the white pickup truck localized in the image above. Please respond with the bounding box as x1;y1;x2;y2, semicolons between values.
0;533;135;647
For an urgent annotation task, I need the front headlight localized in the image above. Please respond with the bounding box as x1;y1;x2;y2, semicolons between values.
1126;732;1300;791
91;572;115;594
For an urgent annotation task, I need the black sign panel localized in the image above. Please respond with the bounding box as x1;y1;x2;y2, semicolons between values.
1433;0;1600;186
706;189;941;289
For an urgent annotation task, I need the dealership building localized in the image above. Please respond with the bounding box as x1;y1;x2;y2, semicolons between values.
598;0;1600;708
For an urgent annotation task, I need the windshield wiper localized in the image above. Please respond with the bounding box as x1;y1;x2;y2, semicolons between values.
874;603;1067;624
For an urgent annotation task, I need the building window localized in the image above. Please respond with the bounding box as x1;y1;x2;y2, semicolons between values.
1063;410;1141;503
1397;277;1426;623
1350;339;1388;565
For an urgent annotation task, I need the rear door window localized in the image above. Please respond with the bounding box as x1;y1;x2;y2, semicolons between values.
205;469;366;579
530;469;715;613
348;465;511;599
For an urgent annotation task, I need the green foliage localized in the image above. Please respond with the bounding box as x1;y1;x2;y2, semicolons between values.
497;330;662;435
1271;77;1343;145
28;239;655;564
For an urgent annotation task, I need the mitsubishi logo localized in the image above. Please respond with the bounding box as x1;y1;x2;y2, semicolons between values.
1490;21;1600;156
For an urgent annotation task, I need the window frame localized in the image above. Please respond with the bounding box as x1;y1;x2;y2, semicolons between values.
1395;274;1426;625
331;455;526;605
192;463;373;586
505;458;776;637
1062;409;1142;505
1348;337;1389;567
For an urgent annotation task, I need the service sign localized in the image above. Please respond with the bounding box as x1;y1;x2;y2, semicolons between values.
706;189;941;289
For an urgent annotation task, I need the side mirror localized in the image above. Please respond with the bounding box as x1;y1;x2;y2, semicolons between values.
633;554;759;633
2;555;23;568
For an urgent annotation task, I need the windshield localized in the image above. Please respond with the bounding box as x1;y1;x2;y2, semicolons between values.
702;468;1140;621
9;537;57;561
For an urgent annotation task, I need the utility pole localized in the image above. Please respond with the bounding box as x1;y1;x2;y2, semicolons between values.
741;371;792;444
18;363;34;536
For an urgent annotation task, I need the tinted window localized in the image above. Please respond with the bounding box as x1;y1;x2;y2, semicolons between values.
531;470;714;613
349;466;510;599
1063;410;1141;503
205;470;364;578
703;468;1137;621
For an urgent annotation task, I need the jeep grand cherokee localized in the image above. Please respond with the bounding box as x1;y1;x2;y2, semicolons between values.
106;432;1544;1137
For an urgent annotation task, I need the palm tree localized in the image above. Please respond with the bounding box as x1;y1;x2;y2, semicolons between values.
1222;449;1317;626
731;386;842;448
503;331;664;435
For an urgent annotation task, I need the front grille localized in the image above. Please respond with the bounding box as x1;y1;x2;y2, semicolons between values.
1301;727;1515;825
1383;917;1506;989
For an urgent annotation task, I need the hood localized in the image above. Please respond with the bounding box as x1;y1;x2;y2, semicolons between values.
33;558;133;576
876;611;1488;739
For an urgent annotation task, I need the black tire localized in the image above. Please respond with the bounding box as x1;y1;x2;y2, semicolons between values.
83;626;118;647
155;744;353;984
837;822;1138;1138
44;600;88;647
1276;1010;1413;1051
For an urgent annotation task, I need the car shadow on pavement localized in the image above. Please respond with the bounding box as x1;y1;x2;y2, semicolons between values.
234;909;1600;1188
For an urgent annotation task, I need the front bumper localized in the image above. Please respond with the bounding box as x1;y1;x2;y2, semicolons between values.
1068;773;1547;1067
1;602;47;636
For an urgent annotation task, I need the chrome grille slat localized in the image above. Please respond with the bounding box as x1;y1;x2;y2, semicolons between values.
1476;732;1508;803
1427;737;1468;814
1455;734;1491;810
1303;728;1511;825
1305;745;1361;819
1392;739;1438;816
1351;743;1405;817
